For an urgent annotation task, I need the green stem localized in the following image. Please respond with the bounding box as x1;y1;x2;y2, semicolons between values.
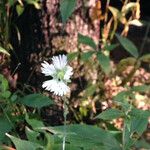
62;97;68;150
122;121;126;150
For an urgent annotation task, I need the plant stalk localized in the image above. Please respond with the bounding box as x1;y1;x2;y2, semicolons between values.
62;97;68;150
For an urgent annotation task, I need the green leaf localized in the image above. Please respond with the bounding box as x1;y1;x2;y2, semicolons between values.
115;33;139;58
25;114;45;129
0;74;9;91
81;51;95;61
84;84;96;97
113;91;132;111
19;93;54;108
67;52;79;61
6;134;43;150
60;0;76;23
104;44;119;51
131;85;150;92
116;57;136;73
97;52;111;75
26;0;41;9
0;46;10;56
8;0;15;6
1;90;11;99
130;117;148;135
16;4;24;16
140;54;150;63
0;117;13;141
129;108;150;119
114;91;131;102
96;109;124;120
135;139;150;149
123;123;135;149
78;33;97;50
42;124;121;150
25;127;41;144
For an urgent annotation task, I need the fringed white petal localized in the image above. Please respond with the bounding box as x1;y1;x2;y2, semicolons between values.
42;79;70;96
52;55;67;69
41;61;56;76
64;66;73;80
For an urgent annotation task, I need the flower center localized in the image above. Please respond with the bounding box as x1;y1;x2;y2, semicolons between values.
56;69;65;80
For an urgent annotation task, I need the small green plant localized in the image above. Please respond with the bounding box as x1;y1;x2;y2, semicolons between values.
0;0;150;150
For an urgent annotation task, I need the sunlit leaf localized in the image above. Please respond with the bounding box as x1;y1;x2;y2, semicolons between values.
116;57;136;73
140;54;150;63
0;46;10;56
122;2;138;15
16;4;24;16
26;0;41;9
108;6;119;20
129;19;143;26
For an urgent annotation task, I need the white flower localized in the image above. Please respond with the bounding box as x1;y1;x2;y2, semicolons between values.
41;55;73;96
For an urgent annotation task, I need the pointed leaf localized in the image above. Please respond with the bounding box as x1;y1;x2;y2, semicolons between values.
41;124;121;150
0;117;13;141
115;33;139;58
60;0;76;23
19;93;54;108
0;46;10;56
6;134;42;150
96;109;124;120
97;52;111;75
78;33;97;50
81;51;95;61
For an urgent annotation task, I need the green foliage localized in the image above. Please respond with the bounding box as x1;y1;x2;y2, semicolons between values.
0;117;13;143
96;109;124;120
41;124;121;150
115;33;139;58
96;52;111;75
6;133;43;150
0;1;149;150
80;51;95;62
78;33;97;50
67;52;79;61
60;0;76;23
19;93;54;108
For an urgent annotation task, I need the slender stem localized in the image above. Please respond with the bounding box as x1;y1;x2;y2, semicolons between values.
62;97;68;150
122;122;126;150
